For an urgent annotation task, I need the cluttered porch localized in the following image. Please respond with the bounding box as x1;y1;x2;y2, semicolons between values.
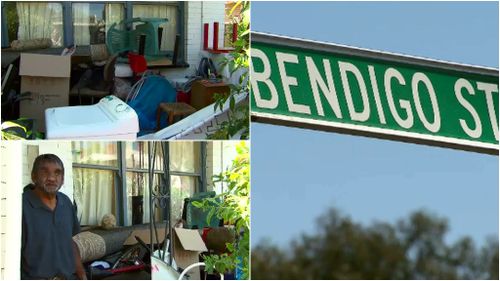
54;140;248;280
1;1;249;140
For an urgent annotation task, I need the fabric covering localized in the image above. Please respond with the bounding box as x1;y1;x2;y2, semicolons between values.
128;75;177;132
73;232;106;263
73;228;132;263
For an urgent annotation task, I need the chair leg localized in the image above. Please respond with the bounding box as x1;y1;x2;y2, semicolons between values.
168;112;174;126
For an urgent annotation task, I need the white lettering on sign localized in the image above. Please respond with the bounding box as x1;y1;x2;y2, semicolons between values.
368;65;387;124
250;48;279;109
305;57;342;118
250;47;498;145
338;61;370;122
454;78;482;139
411;72;441;133
477;82;499;141
384;68;414;129
276;52;311;115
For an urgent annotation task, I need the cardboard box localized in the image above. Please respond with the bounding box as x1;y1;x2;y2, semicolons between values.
124;227;166;246
173;228;208;280
190;80;230;110
19;53;71;132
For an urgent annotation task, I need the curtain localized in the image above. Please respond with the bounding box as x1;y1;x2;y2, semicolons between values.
105;3;125;47
16;2;63;47
72;142;118;226
125;142;164;226
73;168;115;226
73;3;123;46
169;142;200;173
170;176;196;223
105;4;125;33
72;3;90;46
126;172;150;225
133;4;178;51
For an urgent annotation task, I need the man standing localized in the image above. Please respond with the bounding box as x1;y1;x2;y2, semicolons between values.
21;154;86;279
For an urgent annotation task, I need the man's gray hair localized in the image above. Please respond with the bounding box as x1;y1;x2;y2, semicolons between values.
32;154;65;175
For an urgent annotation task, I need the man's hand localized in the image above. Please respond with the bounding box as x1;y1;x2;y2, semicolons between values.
76;267;87;280
73;241;87;280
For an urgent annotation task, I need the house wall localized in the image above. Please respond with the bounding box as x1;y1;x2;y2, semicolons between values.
21;142;74;200
207;141;240;194
0;142;23;280
161;1;227;81
0;141;74;279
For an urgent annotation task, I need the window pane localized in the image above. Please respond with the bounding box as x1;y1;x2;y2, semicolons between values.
72;142;118;166
132;3;178;52
6;2;63;47
169;142;200;173
73;168;115;226
126;172;167;226
125;142;164;170
170;176;196;223
73;3;124;45
125;173;196;226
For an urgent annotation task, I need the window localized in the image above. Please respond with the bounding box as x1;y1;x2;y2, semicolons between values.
125;142;166;226
73;168;116;225
71;141;202;227
4;2;63;47
125;142;201;226
2;1;185;62
72;3;125;45
132;2;179;53
72;142;118;226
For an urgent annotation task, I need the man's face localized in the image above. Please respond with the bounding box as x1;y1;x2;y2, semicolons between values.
32;161;64;194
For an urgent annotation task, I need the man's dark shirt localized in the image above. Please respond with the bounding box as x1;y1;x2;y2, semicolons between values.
21;187;80;279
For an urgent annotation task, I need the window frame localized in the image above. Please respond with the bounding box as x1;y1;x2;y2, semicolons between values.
2;1;66;48
71;141;205;227
2;1;186;65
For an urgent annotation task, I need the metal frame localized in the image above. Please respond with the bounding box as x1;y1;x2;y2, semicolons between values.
1;2;8;48
251;32;499;155
117;142;127;226
200;142;207;192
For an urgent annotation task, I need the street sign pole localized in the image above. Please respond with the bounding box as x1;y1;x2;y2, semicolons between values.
251;32;499;155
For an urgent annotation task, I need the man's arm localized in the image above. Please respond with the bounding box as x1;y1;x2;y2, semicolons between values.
73;241;87;280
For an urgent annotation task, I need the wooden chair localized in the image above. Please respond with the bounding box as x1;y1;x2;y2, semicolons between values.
156;102;197;131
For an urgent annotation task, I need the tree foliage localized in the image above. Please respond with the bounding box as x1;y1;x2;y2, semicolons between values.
252;208;498;280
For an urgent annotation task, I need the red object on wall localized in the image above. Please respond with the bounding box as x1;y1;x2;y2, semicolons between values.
213;22;219;51
203;21;234;54
232;23;238;43
203;23;209;50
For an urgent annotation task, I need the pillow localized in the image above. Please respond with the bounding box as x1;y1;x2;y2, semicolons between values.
10;38;51;50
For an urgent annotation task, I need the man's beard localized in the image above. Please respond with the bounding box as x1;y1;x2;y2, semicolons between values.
41;183;61;194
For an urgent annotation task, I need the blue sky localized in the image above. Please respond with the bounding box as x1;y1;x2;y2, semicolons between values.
251;1;499;247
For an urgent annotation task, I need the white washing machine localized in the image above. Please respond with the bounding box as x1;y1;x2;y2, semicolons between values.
45;95;139;139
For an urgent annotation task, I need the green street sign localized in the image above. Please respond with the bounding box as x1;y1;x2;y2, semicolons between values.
251;32;499;155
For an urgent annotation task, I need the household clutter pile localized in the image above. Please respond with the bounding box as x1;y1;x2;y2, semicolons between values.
71;191;237;280
1;17;232;140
